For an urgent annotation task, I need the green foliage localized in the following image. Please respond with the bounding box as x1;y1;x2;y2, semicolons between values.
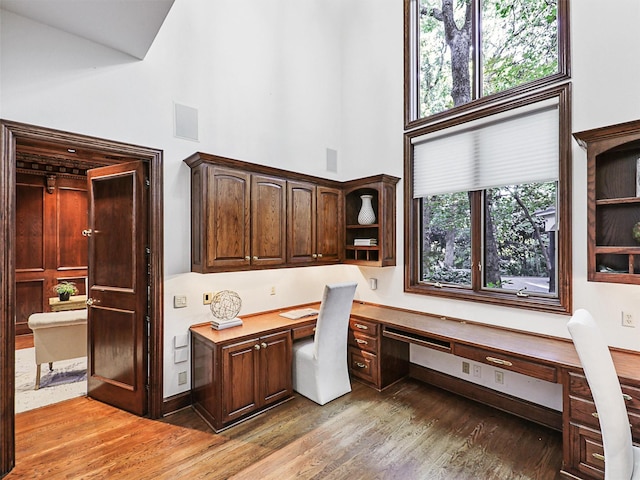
53;281;78;295
418;0;558;117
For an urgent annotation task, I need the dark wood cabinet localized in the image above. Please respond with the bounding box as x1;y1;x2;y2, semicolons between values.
562;369;640;479
343;175;400;267
574;120;640;284
185;153;397;272
287;181;343;265
251;174;287;267
187;162;286;272
192;327;292;432
348;316;409;390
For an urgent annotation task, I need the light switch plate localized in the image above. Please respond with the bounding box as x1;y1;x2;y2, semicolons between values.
174;348;189;364
174;334;189;348
173;295;187;308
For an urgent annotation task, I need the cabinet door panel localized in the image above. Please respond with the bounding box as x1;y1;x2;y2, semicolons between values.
222;338;259;422
207;168;251;269
287;180;316;264
251;175;286;266
316;186;343;263
260;331;292;405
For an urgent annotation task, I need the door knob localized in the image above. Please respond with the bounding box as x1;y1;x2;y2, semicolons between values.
82;229;93;237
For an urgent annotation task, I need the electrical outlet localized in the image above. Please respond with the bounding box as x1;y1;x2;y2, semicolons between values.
473;364;482;378
178;371;187;385
462;361;470;374
495;370;504;385
203;292;213;305
622;311;636;328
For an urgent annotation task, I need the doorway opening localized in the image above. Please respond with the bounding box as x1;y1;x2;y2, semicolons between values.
0;120;164;476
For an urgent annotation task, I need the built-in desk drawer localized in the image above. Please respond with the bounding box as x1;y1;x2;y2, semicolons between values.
349;331;378;354
349;347;378;385
454;343;557;383
569;396;600;430
349;318;378;336
292;323;316;340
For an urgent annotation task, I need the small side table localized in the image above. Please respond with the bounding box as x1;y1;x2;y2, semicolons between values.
49;295;87;312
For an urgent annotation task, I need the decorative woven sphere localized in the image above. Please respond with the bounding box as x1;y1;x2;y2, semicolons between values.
210;290;242;321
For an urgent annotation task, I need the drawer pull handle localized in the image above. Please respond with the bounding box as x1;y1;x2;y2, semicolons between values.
486;356;513;367
355;362;366;368
261;342;267;349
254;344;261;350
592;453;605;462
623;393;633;402
354;323;369;330
355;339;368;345
591;412;599;419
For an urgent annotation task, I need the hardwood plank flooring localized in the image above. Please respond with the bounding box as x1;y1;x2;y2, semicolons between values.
8;379;563;479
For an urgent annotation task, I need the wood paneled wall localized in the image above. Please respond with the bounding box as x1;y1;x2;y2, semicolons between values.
15;172;88;335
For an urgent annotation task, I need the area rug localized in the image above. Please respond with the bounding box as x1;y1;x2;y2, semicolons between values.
15;347;87;414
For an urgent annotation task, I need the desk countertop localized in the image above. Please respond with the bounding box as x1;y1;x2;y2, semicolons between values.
191;301;640;383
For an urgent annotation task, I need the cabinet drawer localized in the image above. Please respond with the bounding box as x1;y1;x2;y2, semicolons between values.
570;425;604;480
349;347;378;386
569;396;600;430
292;323;316;340
454;343;557;383
349;331;378;353
349;318;378;336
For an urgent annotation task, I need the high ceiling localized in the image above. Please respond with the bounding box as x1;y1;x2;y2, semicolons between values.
1;0;175;59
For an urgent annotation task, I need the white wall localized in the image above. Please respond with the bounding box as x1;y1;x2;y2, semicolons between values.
2;0;639;403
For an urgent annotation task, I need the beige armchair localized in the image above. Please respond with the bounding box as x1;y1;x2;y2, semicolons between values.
27;309;87;389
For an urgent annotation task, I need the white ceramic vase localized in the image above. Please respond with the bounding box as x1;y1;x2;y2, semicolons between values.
357;194;376;225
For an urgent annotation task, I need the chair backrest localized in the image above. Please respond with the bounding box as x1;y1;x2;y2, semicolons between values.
313;282;358;362
567;309;634;480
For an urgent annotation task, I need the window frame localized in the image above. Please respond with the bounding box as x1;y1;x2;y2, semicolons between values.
404;84;572;314
404;0;572;129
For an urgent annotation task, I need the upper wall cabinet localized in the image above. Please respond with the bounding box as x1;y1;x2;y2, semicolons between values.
343;175;400;267
287;181;343;265
574;119;640;284
185;153;346;273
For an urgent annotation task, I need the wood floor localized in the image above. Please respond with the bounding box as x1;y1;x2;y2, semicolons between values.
8;379;563;479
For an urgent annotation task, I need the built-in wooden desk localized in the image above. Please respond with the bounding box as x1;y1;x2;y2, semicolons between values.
191;301;640;479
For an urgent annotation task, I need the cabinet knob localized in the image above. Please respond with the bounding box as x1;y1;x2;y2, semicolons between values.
317;253;323;258
254;344;261;350
261;342;267;349
253;256;258;261
81;229;93;237
245;256;251;261
312;254;317;258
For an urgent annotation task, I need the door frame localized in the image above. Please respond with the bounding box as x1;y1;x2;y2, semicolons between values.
0;120;164;475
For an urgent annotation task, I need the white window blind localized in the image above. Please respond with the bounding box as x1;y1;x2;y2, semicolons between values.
412;98;559;198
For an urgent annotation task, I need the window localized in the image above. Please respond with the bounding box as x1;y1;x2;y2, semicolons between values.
404;0;571;313
405;0;570;126
405;86;571;313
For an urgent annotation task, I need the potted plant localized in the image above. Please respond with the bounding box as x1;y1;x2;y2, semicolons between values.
53;281;78;301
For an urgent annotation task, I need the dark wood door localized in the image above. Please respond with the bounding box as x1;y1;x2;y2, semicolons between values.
86;161;148;416
251;175;286;267
316;186;343;263
260;331;292;404
287;180;317;264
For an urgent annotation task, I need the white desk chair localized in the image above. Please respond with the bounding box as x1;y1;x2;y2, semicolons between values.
567;309;640;479
292;281;357;405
